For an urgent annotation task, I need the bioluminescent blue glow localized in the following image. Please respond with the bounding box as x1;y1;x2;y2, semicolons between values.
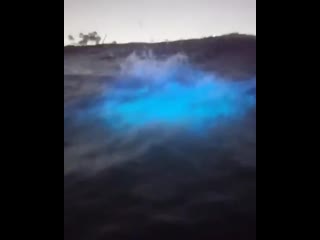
92;53;256;131
101;79;255;130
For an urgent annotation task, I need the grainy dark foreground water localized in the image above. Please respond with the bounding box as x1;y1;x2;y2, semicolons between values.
64;53;256;240
64;99;256;240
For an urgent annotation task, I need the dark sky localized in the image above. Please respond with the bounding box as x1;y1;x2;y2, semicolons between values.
64;0;256;44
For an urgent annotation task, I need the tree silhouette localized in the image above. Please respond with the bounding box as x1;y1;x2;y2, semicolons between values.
68;35;74;41
78;32;102;46
67;35;75;45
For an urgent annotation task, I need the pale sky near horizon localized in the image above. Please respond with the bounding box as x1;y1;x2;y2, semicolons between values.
64;0;256;44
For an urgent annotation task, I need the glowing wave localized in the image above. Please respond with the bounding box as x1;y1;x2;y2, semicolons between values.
69;53;256;132
99;71;255;130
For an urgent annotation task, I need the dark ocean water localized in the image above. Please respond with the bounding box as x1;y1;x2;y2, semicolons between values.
64;54;256;239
